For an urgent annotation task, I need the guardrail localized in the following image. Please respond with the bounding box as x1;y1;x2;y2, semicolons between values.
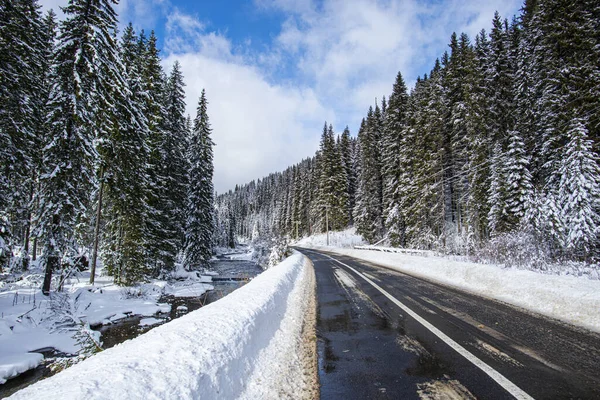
353;245;433;256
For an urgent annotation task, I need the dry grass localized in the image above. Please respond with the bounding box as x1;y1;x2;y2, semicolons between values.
299;258;319;400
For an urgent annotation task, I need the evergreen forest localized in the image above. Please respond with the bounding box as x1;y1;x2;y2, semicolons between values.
0;0;215;290
215;0;600;267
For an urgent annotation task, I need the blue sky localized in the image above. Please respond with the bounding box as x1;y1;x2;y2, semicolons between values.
40;0;523;193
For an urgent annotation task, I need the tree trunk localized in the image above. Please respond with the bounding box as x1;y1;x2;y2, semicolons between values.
42;215;60;296
32;181;40;261
90;166;105;285
22;219;30;271
32;238;37;261
42;253;58;295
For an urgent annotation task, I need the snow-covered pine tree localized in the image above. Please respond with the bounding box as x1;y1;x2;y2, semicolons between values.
23;9;58;267
142;32;180;275
316;123;349;232
100;23;151;285
164;61;190;248
184;89;215;269
467;29;493;241
404;62;446;248
37;0;122;294
330;126;349;230
556;118;600;259
503;130;533;229
339;127;355;224
354;105;384;243
487;12;514;147
382;71;408;246
0;0;45;267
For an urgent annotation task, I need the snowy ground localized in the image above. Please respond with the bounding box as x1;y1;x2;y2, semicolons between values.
309;246;600;333
293;227;366;248
9;251;316;399
0;263;213;385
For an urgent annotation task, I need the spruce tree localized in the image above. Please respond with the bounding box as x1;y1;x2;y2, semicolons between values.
339;127;355;224
317;123;348;232
354;105;384;243
0;0;45;266
142;31;179;274
556;119;600;258
100;23;151;284
164;61;190;246
382;71;409;246
503;130;533;229
184;90;215;269
37;0;122;293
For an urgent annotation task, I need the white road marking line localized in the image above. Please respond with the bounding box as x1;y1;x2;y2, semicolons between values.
320;252;534;400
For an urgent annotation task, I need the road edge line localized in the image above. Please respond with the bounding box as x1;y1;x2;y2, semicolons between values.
319;252;534;400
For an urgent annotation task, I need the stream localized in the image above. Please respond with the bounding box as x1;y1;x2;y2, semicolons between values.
98;254;262;349
0;250;263;398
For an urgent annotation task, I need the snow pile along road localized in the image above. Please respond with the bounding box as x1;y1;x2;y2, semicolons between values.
293;227;366;248
9;251;316;400
314;247;600;334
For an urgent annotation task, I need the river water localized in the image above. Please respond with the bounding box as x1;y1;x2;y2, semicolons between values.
0;251;263;398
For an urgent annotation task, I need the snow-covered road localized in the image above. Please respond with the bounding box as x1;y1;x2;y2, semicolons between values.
9;251;317;400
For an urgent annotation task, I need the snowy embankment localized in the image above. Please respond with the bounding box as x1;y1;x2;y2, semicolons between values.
0;265;214;384
10;252;317;400
293;227;366;248
312;246;600;333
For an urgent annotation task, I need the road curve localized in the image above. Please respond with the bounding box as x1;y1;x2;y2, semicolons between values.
295;247;600;400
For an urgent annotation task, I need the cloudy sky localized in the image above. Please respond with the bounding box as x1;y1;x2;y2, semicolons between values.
39;0;522;193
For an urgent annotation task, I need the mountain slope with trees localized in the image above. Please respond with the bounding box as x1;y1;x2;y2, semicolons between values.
215;0;600;267
0;0;216;291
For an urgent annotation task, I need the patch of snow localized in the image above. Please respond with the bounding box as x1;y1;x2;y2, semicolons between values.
333;268;357;288
292;227;366;249
0;353;44;384
315;247;600;333
163;282;214;298
226;251;254;261
9;252;315;399
0;270;196;384
72;285;171;326
138;318;164;327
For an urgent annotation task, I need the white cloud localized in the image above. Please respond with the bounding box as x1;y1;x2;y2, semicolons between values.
164;52;330;194
37;0;523;193
115;0;169;31
267;0;523;128
161;10;333;193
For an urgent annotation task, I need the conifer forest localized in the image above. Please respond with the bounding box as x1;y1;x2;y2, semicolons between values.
1;0;600;292
0;0;215;289
215;0;600;268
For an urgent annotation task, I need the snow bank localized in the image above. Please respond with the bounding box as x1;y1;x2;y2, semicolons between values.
0;265;216;384
70;285;171;326
317;247;600;333
293;227;366;248
162;282;214;298
0;353;44;385
10;252;316;400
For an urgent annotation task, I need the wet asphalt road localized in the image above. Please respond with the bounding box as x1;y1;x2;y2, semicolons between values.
295;248;600;400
